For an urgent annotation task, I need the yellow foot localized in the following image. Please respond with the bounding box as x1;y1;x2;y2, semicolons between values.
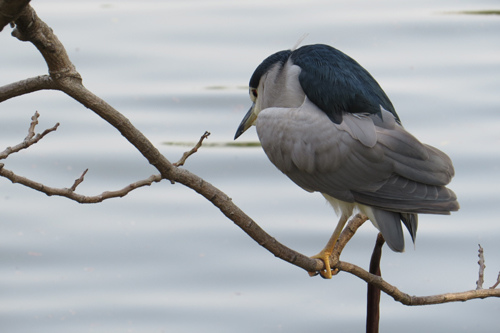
308;250;338;279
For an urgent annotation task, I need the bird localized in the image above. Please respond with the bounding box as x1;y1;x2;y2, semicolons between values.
233;44;459;279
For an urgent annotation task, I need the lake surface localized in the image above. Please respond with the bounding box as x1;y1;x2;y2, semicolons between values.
1;1;500;332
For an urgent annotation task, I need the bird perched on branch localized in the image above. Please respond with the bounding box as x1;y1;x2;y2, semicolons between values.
234;44;459;279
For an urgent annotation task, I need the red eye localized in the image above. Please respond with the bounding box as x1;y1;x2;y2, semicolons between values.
251;89;258;98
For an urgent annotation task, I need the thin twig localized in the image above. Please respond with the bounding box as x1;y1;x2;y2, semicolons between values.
25;111;39;141
477;244;485;290
490;272;500;289
70;168;88;191
173;131;211;167
0;164;162;203
0;111;59;160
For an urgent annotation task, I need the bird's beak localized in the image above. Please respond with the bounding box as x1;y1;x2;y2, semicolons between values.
234;103;257;140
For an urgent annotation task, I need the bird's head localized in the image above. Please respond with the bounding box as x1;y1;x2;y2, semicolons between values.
234;44;401;141
234;50;293;140
233;85;260;140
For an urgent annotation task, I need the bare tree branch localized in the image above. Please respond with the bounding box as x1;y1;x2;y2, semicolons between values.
1;2;499;309
0;75;57;102
0;0;31;31
173;131;211;167
338;260;500;305
12;5;80;80
0;112;161;201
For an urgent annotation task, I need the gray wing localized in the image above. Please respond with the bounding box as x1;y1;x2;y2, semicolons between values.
255;99;458;215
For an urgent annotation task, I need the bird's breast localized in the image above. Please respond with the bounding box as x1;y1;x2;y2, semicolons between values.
256;104;346;175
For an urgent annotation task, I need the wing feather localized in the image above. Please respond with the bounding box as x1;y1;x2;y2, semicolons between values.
256;99;458;214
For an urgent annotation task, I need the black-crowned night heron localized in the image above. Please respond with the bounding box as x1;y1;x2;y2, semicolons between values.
234;44;459;279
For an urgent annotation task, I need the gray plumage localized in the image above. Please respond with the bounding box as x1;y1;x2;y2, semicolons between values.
235;44;458;254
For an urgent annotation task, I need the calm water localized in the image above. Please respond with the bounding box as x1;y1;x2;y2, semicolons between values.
1;1;500;332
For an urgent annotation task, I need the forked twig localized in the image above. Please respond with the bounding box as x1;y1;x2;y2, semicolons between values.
0;112;162;202
173;131;211;167
0;111;59;160
0;163;162;203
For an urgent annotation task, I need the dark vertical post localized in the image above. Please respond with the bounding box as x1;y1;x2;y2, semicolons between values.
366;233;385;333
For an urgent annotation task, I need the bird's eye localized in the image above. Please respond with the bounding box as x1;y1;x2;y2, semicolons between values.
250;88;258;101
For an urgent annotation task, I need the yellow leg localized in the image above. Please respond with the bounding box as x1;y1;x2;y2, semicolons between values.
309;215;349;279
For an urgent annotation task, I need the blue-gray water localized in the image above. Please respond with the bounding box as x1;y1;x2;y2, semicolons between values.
1;1;499;332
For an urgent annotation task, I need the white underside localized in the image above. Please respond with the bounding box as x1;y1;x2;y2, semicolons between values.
322;193;381;232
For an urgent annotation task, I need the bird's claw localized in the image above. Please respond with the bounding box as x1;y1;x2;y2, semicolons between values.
309;251;338;279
